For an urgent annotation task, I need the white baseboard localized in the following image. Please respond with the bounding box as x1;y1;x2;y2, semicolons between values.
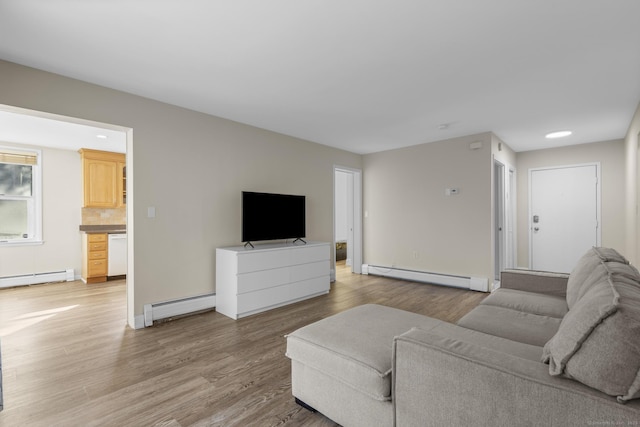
133;315;145;330
143;293;216;327
0;269;75;289
363;264;489;292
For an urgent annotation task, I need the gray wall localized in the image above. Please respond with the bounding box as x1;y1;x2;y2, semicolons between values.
362;132;496;282
0;60;362;324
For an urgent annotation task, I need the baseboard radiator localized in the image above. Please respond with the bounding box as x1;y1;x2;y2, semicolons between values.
143;293;216;327
363;264;489;292
0;269;75;289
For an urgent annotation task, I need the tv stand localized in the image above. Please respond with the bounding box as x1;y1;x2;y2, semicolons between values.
293;238;307;244
216;241;330;319
243;241;255;249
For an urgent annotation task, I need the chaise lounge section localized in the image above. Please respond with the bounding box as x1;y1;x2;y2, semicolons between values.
285;247;640;426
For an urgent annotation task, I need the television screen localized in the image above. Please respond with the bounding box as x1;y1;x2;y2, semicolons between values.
242;191;306;243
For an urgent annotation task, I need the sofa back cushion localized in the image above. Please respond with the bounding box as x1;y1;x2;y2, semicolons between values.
566;247;630;309
543;252;640;402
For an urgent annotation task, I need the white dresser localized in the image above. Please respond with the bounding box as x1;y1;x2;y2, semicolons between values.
216;241;331;319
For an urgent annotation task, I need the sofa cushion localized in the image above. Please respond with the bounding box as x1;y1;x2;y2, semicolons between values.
543;259;640;402
481;288;568;319
285;304;443;401
566;247;631;309
428;322;544;362
457;304;562;347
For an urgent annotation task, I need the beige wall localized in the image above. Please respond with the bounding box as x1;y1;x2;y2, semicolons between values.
0;143;83;277
624;100;640;266
362;132;494;282
0;60;362;323
516;139;626;267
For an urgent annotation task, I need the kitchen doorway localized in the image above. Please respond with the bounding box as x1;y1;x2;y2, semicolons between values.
0;104;135;327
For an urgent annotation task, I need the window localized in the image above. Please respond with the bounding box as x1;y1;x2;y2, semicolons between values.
0;147;42;244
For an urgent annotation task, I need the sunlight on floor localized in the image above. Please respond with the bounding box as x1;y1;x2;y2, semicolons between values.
0;305;79;337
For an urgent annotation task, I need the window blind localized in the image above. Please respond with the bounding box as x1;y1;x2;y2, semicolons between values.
0;151;38;165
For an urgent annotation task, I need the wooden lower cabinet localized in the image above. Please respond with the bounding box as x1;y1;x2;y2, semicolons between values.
82;233;108;283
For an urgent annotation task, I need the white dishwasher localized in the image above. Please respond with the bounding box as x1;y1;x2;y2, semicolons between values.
108;233;127;276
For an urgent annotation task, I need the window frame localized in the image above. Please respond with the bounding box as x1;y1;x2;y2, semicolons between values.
0;145;43;246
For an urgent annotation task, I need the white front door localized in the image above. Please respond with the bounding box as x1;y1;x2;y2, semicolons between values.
530;164;600;273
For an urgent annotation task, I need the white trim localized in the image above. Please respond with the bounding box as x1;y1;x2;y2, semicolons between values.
365;264;489;292
142;294;216;327
133;315;145;330
0;269;74;288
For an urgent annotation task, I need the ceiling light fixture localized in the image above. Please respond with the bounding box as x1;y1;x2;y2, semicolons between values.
545;130;572;139
96;134;108;139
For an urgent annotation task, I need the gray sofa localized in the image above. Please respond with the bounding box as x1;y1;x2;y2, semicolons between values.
285;247;640;426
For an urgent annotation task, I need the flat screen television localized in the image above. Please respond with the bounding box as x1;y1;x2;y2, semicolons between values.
242;191;306;244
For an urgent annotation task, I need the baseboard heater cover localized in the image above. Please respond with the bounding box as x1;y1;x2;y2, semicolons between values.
143;293;216;327
0;269;75;289
362;264;488;292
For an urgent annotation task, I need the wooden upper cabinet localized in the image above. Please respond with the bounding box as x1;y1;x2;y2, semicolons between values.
79;149;126;208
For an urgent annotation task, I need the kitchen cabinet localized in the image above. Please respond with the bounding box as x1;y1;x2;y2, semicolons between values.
79;149;126;208
82;233;108;283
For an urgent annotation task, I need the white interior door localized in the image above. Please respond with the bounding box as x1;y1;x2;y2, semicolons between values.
529;164;600;272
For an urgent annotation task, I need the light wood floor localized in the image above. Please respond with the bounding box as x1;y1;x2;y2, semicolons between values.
0;262;487;426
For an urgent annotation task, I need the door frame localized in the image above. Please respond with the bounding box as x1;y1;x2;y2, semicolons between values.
492;159;517;287
0;104;136;328
494;160;506;282
528;162;601;269
333;166;363;276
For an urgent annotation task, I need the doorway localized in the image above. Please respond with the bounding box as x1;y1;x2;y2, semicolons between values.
334;166;362;276
529;163;600;272
0;104;135;327
494;160;505;282
493;160;516;287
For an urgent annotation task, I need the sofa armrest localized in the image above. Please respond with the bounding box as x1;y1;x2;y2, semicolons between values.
500;269;569;297
392;327;640;427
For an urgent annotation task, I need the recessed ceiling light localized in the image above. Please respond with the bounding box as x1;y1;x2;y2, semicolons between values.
545;130;572;139
96;134;108;139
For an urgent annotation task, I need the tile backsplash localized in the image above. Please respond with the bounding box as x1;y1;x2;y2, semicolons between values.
82;207;126;225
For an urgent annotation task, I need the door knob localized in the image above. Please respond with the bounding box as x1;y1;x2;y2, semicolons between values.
534;227;539;232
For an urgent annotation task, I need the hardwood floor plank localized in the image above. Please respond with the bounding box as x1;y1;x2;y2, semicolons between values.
0;263;486;426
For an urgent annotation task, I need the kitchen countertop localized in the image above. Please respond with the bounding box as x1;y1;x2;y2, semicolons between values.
79;225;126;234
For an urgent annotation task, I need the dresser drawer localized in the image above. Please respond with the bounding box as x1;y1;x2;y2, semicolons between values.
237;249;291;273
237;267;289;294
237;276;329;316
291;244;330;264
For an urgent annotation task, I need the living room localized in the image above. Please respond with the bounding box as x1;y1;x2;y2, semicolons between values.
1;1;640;425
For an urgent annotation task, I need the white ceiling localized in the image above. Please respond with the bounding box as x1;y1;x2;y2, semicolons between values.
0;1;639;154
0;109;126;153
